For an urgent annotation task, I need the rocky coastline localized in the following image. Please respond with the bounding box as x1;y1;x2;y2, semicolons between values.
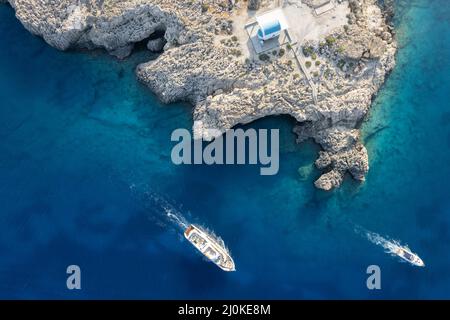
2;0;397;191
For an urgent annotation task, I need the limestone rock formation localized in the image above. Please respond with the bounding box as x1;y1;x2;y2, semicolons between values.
3;0;397;191
295;125;368;190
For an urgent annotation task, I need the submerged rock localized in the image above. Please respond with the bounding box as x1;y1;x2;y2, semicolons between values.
297;164;314;181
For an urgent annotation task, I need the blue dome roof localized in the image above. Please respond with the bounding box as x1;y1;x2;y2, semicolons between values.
261;20;281;36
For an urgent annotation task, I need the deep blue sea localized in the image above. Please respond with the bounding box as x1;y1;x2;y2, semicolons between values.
0;1;449;299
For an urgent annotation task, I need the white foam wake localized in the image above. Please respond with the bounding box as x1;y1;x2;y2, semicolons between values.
148;192;189;230
364;229;393;248
149;192;231;255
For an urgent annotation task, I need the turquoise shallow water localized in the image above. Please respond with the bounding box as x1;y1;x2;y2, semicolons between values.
0;1;449;299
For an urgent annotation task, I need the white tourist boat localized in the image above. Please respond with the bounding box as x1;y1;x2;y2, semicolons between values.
385;241;425;267
184;225;235;272
364;228;425;267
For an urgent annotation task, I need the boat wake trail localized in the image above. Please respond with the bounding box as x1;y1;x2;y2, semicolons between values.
128;184;190;230
355;225;425;267
355;226;389;248
148;192;189;230
145;192;226;247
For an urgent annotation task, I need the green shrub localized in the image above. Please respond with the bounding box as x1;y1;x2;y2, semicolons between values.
325;36;336;46
259;54;270;61
302;46;315;57
278;48;285;57
231;49;242;57
315;60;321;66
305;61;312;68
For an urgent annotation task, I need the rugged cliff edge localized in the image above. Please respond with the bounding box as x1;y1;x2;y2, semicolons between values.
3;0;397;190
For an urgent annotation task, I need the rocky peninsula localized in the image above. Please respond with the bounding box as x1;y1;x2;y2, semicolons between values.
2;0;397;190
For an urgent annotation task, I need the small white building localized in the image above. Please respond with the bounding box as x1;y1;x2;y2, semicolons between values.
256;9;289;42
